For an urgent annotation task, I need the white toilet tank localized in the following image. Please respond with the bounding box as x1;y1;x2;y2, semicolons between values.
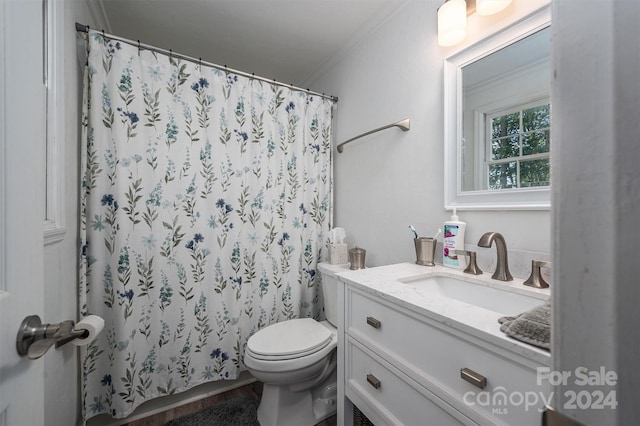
317;262;349;326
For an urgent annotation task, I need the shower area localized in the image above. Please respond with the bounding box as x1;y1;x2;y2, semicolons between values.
78;28;335;420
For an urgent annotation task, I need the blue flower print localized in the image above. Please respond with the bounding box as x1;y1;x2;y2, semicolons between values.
141;235;156;249
101;194;114;206
234;130;248;142
117;340;129;351
207;215;218;229
119;289;134;301
100;374;112;386
89;396;105;414
194;233;204;243
216;198;225;208
105;40;121;56
191;77;209;92
91;215;105;231
277;232;290;246
285;101;295;113
117;248;130;273
210;348;229;361
147;65;163;82
127;111;139;124
116;108;139;125
118;71;133;93
303;268;316;279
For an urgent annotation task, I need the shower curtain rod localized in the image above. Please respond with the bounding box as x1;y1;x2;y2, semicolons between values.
75;23;338;103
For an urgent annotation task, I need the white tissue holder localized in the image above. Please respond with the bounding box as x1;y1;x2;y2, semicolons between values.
328;243;348;264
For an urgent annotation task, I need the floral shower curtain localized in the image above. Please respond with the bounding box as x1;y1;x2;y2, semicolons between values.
79;31;333;419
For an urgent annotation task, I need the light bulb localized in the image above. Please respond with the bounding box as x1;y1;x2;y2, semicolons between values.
438;0;467;47
476;0;512;16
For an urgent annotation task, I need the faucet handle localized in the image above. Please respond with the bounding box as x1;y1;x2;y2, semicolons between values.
456;250;483;275
524;260;551;288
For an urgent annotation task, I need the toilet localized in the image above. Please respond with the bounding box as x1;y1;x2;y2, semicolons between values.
244;262;347;426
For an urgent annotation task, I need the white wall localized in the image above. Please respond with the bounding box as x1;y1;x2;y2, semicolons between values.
43;1;96;424
308;0;550;270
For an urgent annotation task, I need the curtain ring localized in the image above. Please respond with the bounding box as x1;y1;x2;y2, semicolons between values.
137;40;141;55
169;49;172;59
101;29;105;38
199;58;202;71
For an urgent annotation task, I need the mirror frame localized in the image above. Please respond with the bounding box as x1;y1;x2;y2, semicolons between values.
444;5;551;210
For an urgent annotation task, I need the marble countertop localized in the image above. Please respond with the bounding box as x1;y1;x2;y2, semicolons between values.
336;262;551;365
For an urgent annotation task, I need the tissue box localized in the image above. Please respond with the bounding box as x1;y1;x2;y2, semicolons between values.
328;244;348;264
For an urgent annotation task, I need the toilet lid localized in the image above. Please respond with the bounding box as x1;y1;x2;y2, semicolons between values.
247;318;332;360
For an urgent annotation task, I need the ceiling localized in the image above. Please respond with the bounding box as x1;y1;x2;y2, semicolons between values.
98;0;403;87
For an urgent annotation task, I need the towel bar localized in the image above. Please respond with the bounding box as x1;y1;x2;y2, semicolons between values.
336;118;410;153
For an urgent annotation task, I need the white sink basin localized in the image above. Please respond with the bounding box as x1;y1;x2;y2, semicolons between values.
399;274;544;316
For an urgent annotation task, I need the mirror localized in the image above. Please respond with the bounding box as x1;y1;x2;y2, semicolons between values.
444;7;551;210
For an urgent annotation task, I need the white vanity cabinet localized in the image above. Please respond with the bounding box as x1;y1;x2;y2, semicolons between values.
336;264;551;426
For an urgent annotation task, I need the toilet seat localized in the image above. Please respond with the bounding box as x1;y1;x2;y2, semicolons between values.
247;318;333;361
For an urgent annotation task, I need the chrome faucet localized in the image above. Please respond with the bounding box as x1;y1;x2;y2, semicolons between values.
477;232;513;281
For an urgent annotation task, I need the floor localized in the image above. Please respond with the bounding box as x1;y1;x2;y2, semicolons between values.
124;381;337;426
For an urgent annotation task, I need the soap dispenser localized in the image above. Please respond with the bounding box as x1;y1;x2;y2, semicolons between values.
443;208;467;269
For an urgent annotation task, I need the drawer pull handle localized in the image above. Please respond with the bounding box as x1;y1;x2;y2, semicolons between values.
366;374;381;389
366;316;381;329
461;368;487;389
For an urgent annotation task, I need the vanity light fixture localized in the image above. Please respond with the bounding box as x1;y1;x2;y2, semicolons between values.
476;0;512;16
437;0;467;47
438;0;513;47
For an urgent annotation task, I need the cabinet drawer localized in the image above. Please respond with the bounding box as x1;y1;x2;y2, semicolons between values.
346;338;472;426
346;288;549;425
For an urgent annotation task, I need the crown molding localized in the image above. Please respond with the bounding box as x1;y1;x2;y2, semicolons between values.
85;0;112;32
302;0;408;88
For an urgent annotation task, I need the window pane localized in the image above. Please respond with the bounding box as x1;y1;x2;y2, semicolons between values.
489;162;517;189
491;112;520;138
520;159;550;187
522;130;550;155
523;104;550;132
491;135;519;160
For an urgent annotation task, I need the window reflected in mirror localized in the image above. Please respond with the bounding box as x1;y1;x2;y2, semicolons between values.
460;26;551;193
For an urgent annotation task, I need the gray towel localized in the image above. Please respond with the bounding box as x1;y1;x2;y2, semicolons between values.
498;299;551;350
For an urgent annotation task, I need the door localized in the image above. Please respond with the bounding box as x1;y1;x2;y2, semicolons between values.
0;0;46;424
